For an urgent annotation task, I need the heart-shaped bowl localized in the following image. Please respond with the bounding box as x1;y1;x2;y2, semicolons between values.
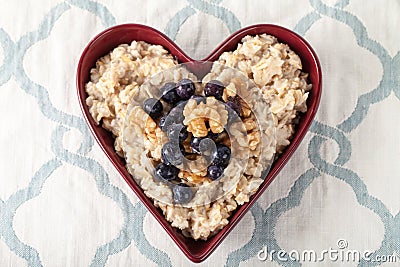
76;23;321;263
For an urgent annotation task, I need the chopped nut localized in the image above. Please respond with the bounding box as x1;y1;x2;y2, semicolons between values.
179;170;208;184
243;118;256;131
238;98;252;117
247;131;260;150
183;98;228;137
209;119;224;134
187;118;208;137
222;82;238;101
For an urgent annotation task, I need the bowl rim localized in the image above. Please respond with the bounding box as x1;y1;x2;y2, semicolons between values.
76;23;322;263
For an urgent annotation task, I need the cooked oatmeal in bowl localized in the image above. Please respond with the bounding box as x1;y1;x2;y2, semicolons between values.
84;33;311;240
121;63;276;239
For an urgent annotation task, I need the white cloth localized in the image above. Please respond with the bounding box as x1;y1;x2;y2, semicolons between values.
0;0;399;266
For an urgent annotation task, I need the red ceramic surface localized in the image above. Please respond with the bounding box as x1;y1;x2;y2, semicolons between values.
76;23;322;263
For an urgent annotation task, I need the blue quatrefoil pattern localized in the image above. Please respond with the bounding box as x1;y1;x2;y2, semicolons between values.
0;0;399;266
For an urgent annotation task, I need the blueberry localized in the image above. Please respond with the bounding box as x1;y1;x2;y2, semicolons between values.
167;105;185;124
160;105;185;132
154;163;178;182
176;79;195;100
159;116;167;131
179;143;186;155
173;183;194;204
167;124;188;143
190;136;204;154
225;101;241;115
204;80;224;100
143;98;163;119
207;165;224;181
190;94;206;104
207;131;220;140
161;142;184;165
161;82;180;104
160;117;174;132
213;144;231;167
190;136;218;162
225;100;241;123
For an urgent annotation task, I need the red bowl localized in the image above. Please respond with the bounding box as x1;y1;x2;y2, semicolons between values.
76;23;322;263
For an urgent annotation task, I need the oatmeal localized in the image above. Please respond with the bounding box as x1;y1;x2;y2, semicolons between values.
85;35;311;240
85;41;181;155
211;34;311;152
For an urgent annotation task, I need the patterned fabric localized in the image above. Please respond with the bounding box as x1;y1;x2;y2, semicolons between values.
0;0;399;266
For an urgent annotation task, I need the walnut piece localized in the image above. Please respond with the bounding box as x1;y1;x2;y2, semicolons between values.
183;97;228;137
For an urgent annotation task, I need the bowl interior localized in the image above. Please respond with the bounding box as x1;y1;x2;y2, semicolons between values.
77;24;321;263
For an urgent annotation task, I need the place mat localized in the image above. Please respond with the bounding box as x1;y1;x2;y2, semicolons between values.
0;0;399;266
